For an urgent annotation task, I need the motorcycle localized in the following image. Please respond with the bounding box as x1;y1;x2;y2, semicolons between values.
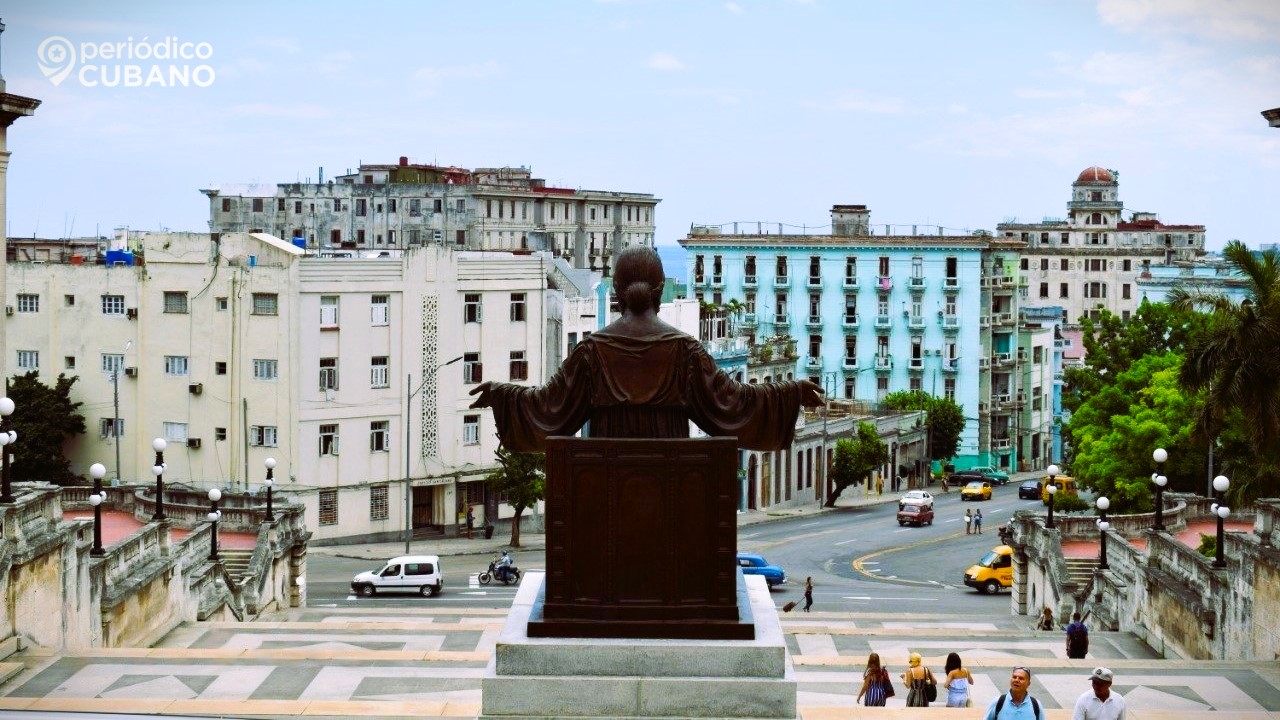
478;557;521;585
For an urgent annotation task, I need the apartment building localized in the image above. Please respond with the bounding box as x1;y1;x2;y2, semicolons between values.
202;159;659;274
681;205;1054;472
997;166;1206;325
4;231;549;542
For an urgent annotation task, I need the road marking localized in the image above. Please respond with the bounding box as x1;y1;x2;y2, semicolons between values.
946;518;960;522
799;521;820;528
851;529;968;587
835;538;860;545
345;595;356;601
841;596;938;601
741;532;759;539
893;528;908;533
861;561;879;565
460;591;488;595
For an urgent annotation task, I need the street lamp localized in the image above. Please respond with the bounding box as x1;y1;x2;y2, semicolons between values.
0;396;15;504
151;438;167;521
1096;496;1110;570
1045;463;1060;528
263;457;276;522
207;487;222;561
1152;447;1168;531
89;462;107;556
1212;474;1230;569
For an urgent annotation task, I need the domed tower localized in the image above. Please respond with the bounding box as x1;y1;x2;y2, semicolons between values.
1067;166;1122;229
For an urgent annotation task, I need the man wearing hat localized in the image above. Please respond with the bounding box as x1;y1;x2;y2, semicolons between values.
1072;667;1126;719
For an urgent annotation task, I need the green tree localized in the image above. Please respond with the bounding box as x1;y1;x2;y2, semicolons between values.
1065;354;1205;513
483;447;545;547
6;371;87;486
881;390;965;463
825;421;888;507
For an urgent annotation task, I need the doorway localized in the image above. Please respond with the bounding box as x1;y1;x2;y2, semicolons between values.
412;486;434;529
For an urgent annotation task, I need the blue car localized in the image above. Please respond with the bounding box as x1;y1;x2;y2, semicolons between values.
736;552;786;587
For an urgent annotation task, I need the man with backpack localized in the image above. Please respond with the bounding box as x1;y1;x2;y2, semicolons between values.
1066;612;1089;659
984;666;1043;720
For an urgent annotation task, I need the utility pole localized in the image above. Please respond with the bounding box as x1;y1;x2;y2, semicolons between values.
404;372;413;553
113;341;131;484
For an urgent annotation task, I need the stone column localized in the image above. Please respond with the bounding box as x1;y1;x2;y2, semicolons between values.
0;83;43;373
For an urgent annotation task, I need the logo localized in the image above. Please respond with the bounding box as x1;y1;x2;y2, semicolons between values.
36;35;215;88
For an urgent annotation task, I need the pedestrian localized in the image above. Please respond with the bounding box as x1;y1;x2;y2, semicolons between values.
803;577;814;612
944;651;974;708
856;652;893;707
974;509;983;534
1072;667;1126;720
901;651;936;707
1037;607;1055;631
1066;612;1090;659
965;509;973;535
466;506;475;538
876;475;884;496
984;666;1044;720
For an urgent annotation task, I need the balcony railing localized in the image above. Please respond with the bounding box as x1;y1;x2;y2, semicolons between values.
942;359;959;372
995;352;1014;365
774;315;790;329
908;358;924;371
843;356;858;369
874;356;892;370
774;274;790;287
875;314;892;329
942;315;959;330
843;276;859;290
944;277;959;289
806;315;823;328
711;274;724;288
908;316;926;330
744;275;757;287
805;356;822;370
992;438;1012;451
908;276;925;292
842;313;860;330
807;276;822;288
876;276;893;292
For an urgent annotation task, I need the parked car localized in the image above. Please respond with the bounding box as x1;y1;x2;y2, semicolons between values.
351;555;443;598
964;545;1014;594
969;465;1010;485
1041;475;1079;505
897;504;935;526
947;470;984;487
736;552;786;587
961;480;993;501
898;490;934;511
1018;479;1042;499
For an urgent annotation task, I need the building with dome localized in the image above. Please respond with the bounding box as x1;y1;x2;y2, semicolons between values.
997;166;1206;326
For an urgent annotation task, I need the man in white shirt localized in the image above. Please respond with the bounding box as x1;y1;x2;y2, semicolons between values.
1072;666;1126;720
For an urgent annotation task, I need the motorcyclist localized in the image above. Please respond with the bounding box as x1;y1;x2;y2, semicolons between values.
496;550;514;582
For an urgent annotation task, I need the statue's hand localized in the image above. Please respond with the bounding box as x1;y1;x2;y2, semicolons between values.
799;380;824;407
468;382;496;409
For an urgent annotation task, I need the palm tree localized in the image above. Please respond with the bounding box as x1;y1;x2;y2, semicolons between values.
1169;240;1280;453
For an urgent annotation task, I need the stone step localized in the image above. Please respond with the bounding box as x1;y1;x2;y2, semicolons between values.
0;661;22;685
0;697;480;718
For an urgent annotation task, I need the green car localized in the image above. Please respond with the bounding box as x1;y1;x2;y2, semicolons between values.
969;465;1009;485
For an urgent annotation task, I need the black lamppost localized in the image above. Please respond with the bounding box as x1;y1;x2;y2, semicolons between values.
1211;474;1230;569
1095;496;1111;570
1045;463;1060;528
1152;447;1168;531
89;462;107;557
151;438;168;521
207;487;222;561
0;396;16;504
263;457;276;522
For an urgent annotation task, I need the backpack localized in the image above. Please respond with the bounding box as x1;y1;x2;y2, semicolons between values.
994;693;1041;720
1066;622;1089;658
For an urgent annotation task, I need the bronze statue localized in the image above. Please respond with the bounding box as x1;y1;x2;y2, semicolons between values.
469;246;823;450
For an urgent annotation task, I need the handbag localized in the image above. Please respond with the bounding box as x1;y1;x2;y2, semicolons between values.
924;669;938;703
882;670;896;698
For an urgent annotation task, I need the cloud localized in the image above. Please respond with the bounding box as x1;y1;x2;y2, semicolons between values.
724;2;743;13
647;53;685;71
1096;0;1280;42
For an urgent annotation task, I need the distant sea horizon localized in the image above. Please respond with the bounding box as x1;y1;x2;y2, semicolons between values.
656;243;687;281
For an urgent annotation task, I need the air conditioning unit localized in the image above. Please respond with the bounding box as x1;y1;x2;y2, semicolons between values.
126;308;138;320
187;438;202;449
124;366;137;377
188;382;203;395
4;306;12;316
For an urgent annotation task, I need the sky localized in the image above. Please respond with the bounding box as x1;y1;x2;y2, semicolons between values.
1;0;1277;250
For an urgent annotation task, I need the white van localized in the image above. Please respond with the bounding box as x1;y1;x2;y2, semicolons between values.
351;555;443;597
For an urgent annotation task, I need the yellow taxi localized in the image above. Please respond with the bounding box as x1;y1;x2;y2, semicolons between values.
964;545;1013;594
1040;475;1078;505
960;480;993;501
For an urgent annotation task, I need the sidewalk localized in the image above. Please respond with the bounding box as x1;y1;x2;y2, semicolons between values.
307;487;907;563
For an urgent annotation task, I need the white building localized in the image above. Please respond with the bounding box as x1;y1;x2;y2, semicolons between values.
4;231;550;542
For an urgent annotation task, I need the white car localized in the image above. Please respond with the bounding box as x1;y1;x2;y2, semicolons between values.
898;490;934;511
351;555;443;598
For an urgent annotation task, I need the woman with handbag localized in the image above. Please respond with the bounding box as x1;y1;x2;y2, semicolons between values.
855;652;893;706
901;652;936;707
943;651;974;707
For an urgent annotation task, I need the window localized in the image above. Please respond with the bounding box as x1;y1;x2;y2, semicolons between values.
370;420;390;452
1020;258;1029;271
1059;283;1069;299
1060;258;1069;271
464;293;482;323
221;198;232;213
252;198;264;212
1084;282;1108;299
250;425;278;447
164;355;189;375
1123;259;1132;271
1040;258;1049;271
102;353;124;374
100;418;124;438
845;335;856;360
101;294;126;315
319;489;338;525
356;198;367;217
463;415;480;445
65;294;75;307
163;422;188;442
1039;282;1049;298
776;255;788;278
163;291;189;314
878;256;890;276
1122;283;1131;299
16;350;38;370
370;484;390;520
370;356;389;388
464;352;483;384
319;357;339;390
320;296;339;326
16;294;38;313
215;427;227;441
252;293;278;315
1033;346;1043;363
319;424;340;456
510;292;527;322
509;351;528;380
944;378;956;401
809;334;821;358
216;297;228;311
371;294;389;325
65;356;76;370
253;359;278;380
215;361;227;375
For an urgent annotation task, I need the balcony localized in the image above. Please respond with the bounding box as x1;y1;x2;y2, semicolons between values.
942;358;959;373
993;393;1011;405
843;276;859;290
711;274;724;288
908;316;926;331
843;356;859;369
807;275;823;288
1018;275;1029;287
805;356;823;370
992;437;1012;451
996;312;1015;326
842;313;860;330
908;358;924;373
876;276;893;292
693;275;708;288
942;314;960;331
774;274;790;287
874;314;892;329
944;277;959;290
806;315;823;329
874;356;892;371
741;315;758;329
774;314;790;328
995;352;1014;366
908;276;926;292
979;315;991;328
743;275;758;287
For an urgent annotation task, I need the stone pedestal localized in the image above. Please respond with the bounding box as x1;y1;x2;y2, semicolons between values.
481;572;796;719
